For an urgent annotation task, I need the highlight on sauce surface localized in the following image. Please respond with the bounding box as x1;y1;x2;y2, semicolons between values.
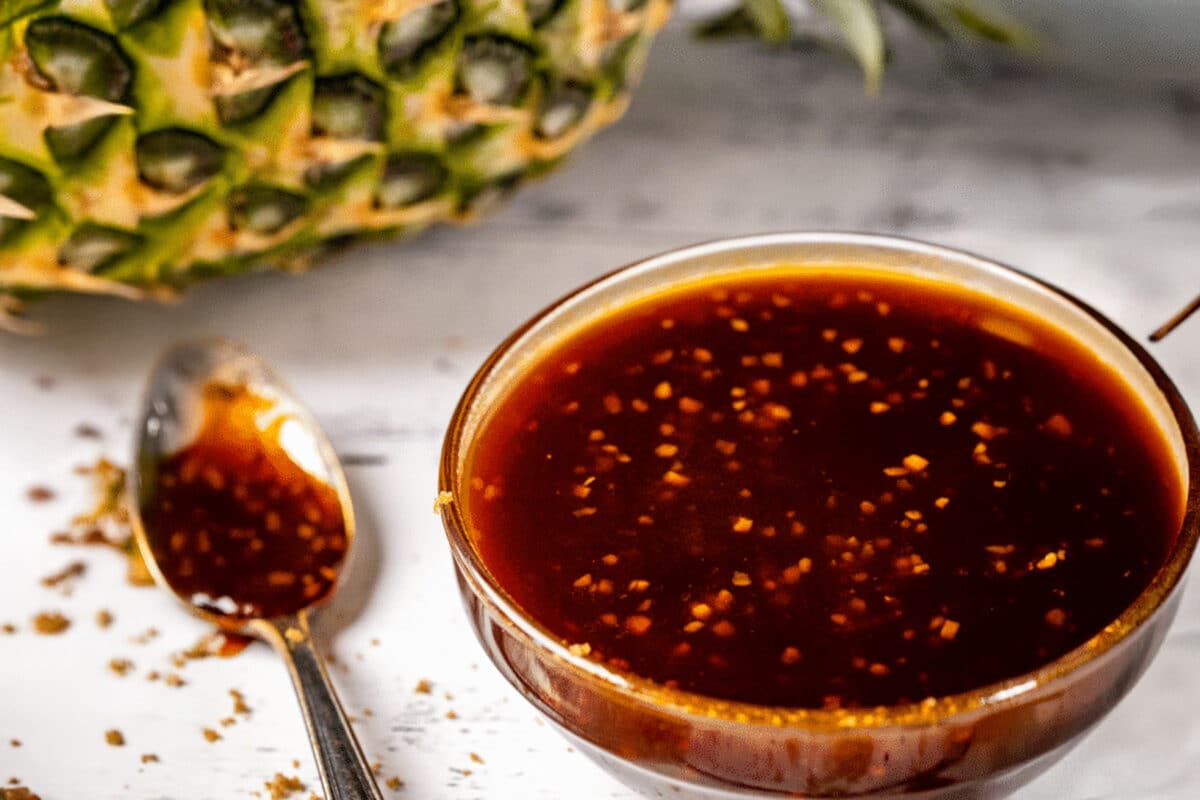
142;382;347;622
462;269;1184;710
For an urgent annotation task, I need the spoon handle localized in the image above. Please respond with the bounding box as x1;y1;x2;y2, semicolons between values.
259;613;384;800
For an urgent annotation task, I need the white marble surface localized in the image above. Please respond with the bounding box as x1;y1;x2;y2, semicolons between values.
3;24;1200;800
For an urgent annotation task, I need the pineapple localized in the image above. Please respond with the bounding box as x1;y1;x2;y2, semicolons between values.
0;0;1027;328
0;0;671;319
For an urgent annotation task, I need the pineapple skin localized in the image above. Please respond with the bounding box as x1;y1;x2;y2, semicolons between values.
0;0;670;313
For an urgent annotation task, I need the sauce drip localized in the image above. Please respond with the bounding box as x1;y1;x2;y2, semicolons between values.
143;383;347;622
464;270;1183;709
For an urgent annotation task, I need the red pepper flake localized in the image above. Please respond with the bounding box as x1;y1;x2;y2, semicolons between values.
26;486;56;503
263;773;305;800
662;470;691;487
971;421;1001;440
1035;552;1058;570
711;620;736;637
1044;413;1074;437
713;589;735;613
39;561;86;591
763;403;792;420
108;658;134;677
75;423;103;439
31;611;70;635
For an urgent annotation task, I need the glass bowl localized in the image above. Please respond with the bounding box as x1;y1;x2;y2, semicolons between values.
438;233;1200;799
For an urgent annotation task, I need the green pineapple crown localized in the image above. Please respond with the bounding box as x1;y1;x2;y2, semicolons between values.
699;0;1033;93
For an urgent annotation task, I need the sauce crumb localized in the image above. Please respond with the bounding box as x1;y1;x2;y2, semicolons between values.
264;773;305;800
31;612;69;635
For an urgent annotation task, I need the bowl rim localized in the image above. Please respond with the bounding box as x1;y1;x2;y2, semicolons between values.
438;231;1200;732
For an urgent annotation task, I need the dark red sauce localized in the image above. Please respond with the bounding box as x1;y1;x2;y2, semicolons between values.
143;383;347;623
464;270;1183;709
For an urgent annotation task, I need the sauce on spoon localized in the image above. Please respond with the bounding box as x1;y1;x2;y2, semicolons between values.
142;381;347;623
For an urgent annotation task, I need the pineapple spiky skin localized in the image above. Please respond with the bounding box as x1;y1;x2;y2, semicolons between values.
0;0;670;313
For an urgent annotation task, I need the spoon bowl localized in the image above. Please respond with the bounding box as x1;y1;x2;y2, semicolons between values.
130;337;383;800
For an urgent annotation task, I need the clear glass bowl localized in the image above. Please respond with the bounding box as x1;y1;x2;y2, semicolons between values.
438;233;1200;799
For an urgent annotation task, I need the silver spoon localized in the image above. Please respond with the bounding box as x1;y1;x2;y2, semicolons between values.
128;338;383;800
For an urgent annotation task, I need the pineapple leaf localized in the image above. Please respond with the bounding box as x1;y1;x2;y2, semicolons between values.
942;2;1035;47
883;0;951;39
694;0;1032;93
883;1;1036;48
693;8;763;41
813;0;886;93
694;0;792;45
741;0;793;44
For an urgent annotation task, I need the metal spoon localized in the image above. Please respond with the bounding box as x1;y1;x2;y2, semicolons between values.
128;338;383;800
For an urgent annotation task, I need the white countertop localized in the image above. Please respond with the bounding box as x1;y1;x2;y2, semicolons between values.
3;24;1200;800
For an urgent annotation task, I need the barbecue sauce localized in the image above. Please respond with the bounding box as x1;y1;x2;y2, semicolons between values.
143;383;347;623
463;269;1184;709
